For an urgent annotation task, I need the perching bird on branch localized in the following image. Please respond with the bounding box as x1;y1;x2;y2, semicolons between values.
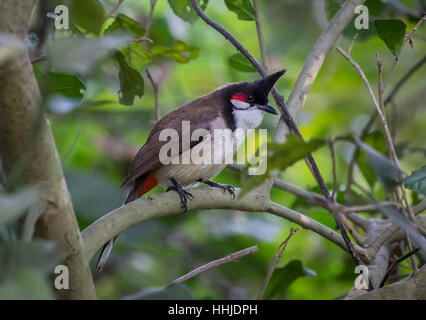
96;70;285;273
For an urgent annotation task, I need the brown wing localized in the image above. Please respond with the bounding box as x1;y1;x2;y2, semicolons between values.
121;92;223;188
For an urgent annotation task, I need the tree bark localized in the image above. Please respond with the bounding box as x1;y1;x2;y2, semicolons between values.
0;0;96;299
352;265;426;300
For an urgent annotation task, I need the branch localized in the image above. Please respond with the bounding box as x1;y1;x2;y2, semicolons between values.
124;245;258;299
351;264;426;300
105;0;125;20
145;69;160;120
171;245;258;284
348;54;426;171
383;14;426;89
379;247;420;288
0;0;95;299
346;245;390;298
274;0;367;142
253;0;268;71
347;43;426;189
81;187;368;263
143;0;160;121
257;228;298;299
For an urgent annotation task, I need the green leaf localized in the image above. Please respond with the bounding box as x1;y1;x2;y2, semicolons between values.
117;43;153;75
225;0;255;21
267;137;325;172
114;52;144;106
405;165;426;195
357;131;387;188
0;188;39;226
365;0;385;16
264;260;316;299
152;41;199;63
0;241;63;275
40;72;86;100
48;35;133;75
228;52;256;72
168;0;209;24
377;205;426;253
374;19;407;56
354;136;404;191
124;283;195;300
0;268;54;300
64;169;124;220
239;136;325;197
70;0;105;35
104;14;145;38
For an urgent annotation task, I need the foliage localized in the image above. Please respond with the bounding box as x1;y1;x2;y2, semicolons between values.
228;52;256;72
374;19;407;56
1;0;425;300
405;166;426;195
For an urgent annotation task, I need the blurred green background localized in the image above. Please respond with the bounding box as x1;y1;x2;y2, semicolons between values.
1;0;425;299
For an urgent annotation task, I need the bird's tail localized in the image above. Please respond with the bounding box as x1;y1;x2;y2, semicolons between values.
95;236;117;273
95;174;156;273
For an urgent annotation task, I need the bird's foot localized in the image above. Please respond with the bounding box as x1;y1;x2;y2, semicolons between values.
200;179;235;199
167;177;194;213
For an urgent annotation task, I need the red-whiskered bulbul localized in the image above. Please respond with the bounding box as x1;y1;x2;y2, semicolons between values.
95;69;285;272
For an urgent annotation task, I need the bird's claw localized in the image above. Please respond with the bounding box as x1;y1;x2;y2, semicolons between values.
223;185;236;199
167;179;194;213
202;180;235;199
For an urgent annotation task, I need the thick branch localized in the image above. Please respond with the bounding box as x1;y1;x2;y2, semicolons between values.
274;0;366;142
81;187;367;263
352;265;426;300
0;0;95;299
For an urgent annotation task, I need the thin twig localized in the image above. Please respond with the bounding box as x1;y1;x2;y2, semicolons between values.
345;14;426;186
171;245;258;284
257;228;298;300
327;138;338;200
376;53;417;271
379;247;419;288
343;202;401;213
105;0;125;20
145;70;160;120
348;32;359;55
338;46;419;271
341;214;365;245
376;52;384;114
31;54;46;64
253;0;268;72
123;245;258;300
142;0;160;120
144;0;157;38
383;14;425;89
346;54;426;189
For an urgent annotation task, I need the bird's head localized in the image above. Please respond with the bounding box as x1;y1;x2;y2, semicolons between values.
226;69;286;116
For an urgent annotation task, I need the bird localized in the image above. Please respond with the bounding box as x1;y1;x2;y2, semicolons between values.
95;69;286;273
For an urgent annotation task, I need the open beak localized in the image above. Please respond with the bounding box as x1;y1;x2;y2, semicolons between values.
256;104;279;115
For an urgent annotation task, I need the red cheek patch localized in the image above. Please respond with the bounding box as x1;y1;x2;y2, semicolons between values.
231;93;246;102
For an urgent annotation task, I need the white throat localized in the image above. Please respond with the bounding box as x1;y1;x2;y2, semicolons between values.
230;98;264;130
232;107;264;130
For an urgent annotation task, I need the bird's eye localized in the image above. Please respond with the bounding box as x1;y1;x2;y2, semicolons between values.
247;94;254;102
